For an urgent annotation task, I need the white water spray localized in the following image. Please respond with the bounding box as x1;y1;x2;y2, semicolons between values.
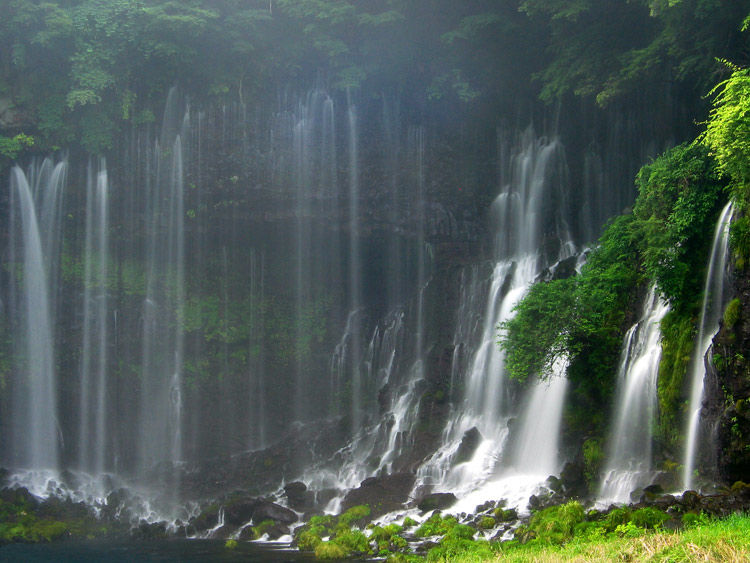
683;202;733;490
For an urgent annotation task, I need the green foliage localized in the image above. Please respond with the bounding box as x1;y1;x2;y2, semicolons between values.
630;507;670;529
657;308;694;445
682;511;711;527
729;215;750;269
501;213;640;405
0;133;34;160
415;513;458;538
330;529;371;555
478;516;496;530
298;529;324;551
426;538;494;562
500;277;575;383
314;540;348;559
338;504;370;527
524;501;584;545
582;437;605;485
520;0;748;106
724;298;742;329
252;519;276;540
703;65;750;202
402;516;418;528
633;143;726;306
224;538;238;549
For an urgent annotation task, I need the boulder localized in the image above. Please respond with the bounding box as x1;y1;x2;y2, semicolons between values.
418;493;458;512
210;524;237;540
225;497;263;526
284;482;313;511
453;427;483;466
341;473;416;519
252;502;298;525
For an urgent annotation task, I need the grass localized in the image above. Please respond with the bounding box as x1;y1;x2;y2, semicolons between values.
438;514;750;563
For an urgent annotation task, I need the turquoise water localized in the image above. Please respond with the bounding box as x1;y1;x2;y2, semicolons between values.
0;539;357;562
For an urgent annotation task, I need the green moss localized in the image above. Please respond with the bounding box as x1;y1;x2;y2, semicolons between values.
516;501;584;545
657;308;695;445
415;513;458;537
331;529;371;555
724;298;742;329
314;540;349;559
402;516;418;528
225;538;238;549
630;507;669;529
252;519;276;539
298;529;324;551
478;516;496;529
338;504;371;527
582;437;605;486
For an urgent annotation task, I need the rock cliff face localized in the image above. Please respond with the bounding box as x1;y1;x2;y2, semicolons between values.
706;266;750;484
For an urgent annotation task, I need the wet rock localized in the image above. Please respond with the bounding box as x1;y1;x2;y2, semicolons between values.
191;505;221;532
264;523;291;540
378;384;392;414
418;493;458;512
238;526;257;541
225;497;263;526
252;502;298;525
284;482;314;512
341;473;416;519
0;487;40;510
314;488;340;509
133;520;168;540
559;461;587;498
494;507;518;522
210;524;237;540
453;427;483;466
475;500;497;514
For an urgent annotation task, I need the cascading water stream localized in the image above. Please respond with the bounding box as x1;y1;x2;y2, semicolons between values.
78;160;110;478
138;89;189;475
414;127;576;511
683;202;734;490
598;287;669;504
8;162;66;470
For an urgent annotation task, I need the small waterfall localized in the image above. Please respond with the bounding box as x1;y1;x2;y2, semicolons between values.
511;365;569;476
347;95;363;431
414;127;575;510
138;89;189;473
78;160;111;477
683;202;734;490
7;160;67;470
598;287;669;504
248;249;267;449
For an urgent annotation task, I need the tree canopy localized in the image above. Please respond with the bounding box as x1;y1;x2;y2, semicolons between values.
1;0;748;160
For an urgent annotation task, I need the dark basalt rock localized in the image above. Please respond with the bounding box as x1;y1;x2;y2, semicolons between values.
341;473;416;519
132;520;168;540
191;505;221;532
252;502;298;525
225;496;263;526
264;523;291;540
284;481;314;512
210;524;238;540
453;427;483;466
418;492;458;512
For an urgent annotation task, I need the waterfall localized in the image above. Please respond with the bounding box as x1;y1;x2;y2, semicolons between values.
7;160;66;470
138;89;189;472
511;366;569;476
598;287;669;504
78;160;111;476
347;95;363;431
683;202;734;490
414;127;576;511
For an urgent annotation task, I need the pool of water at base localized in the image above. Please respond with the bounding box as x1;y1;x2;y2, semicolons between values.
0;539;369;562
